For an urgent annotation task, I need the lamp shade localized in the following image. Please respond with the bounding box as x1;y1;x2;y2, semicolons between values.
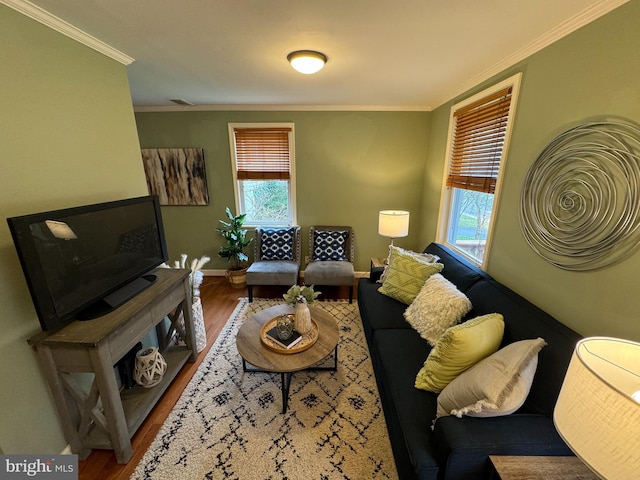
378;210;410;238
287;50;327;74
554;337;640;479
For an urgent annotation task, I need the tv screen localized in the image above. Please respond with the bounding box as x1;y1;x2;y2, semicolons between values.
7;195;168;332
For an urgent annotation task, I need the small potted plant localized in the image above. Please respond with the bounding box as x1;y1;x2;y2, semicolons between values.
217;207;253;288
283;285;321;334
283;284;321;306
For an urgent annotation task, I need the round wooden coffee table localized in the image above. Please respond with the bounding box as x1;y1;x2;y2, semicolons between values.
236;304;339;413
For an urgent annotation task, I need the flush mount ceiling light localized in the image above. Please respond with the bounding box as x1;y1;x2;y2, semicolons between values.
287;50;327;74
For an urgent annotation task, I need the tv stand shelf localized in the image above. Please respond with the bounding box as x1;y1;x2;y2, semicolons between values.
28;268;197;464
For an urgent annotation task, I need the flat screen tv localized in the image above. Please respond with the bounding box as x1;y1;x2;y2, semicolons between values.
7;195;168;332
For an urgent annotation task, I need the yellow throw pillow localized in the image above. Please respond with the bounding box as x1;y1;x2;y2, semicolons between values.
415;313;505;393
378;247;443;304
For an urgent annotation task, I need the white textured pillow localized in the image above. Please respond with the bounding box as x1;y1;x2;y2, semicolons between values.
436;338;547;419
404;274;472;345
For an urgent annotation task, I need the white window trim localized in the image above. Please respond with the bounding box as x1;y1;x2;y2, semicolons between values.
435;73;522;269
227;122;297;227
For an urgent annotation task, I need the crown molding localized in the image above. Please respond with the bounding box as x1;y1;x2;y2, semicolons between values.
1;0;134;65
134;104;432;113
433;0;629;109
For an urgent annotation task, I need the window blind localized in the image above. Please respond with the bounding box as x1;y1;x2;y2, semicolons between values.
446;86;513;194
234;127;291;180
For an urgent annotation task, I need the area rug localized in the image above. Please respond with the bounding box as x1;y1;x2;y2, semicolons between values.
132;298;398;480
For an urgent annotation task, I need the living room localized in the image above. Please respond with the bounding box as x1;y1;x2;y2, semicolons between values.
2;0;640;475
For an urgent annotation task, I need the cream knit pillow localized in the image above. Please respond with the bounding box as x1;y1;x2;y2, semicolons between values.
404;274;472;346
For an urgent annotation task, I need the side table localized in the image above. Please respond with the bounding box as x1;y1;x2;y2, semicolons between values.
370;257;386;269
489;455;598;479
370;257;386;282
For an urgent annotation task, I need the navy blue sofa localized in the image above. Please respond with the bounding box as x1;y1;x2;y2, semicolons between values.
358;243;581;480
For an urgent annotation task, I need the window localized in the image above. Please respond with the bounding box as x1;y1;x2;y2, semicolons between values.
436;74;521;267
228;123;296;226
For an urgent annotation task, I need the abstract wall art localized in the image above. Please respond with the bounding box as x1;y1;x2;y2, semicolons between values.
141;148;209;205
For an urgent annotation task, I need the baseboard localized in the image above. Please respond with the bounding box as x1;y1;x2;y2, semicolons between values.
202;268;228;276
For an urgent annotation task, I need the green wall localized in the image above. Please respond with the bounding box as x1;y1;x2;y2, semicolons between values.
135;111;431;271
3;0;639;459
0;6;147;454
421;0;640;341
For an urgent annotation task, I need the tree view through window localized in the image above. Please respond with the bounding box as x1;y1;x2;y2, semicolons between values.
447;188;494;262
239;180;289;224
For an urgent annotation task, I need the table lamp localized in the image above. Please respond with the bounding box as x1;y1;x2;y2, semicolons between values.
378;210;410;262
553;337;640;479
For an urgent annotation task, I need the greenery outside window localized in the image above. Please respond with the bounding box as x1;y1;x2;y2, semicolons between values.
228;123;296;226
436;73;521;268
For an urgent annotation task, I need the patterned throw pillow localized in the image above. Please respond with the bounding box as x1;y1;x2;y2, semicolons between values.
378;246;440;284
378;247;444;304
313;230;348;261
260;228;295;260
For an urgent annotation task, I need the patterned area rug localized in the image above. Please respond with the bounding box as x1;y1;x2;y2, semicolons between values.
132;298;398;480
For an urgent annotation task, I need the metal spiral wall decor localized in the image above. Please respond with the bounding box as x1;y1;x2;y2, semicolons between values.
519;120;640;271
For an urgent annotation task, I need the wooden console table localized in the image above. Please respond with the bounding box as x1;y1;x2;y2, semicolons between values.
28;268;197;464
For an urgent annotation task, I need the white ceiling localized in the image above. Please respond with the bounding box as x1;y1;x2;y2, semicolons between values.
9;0;628;110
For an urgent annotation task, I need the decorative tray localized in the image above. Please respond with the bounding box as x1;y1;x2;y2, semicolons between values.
260;316;319;354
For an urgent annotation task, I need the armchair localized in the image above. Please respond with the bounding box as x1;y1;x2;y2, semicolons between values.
246;226;301;302
304;226;355;303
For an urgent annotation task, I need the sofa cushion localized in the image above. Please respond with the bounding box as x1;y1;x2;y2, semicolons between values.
304;260;355;286
357;278;413;337
378;246;444;304
437;338;546;419
246;260;299;285
423;243;489;292
415;313;505;393
463;280;581;416
432;415;573;480
372;329;441;479
404;274;472;345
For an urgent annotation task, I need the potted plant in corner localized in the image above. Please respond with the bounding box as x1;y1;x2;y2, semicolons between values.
217;207;253;289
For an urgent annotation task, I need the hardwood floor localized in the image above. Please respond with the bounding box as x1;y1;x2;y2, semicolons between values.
78;277;354;480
